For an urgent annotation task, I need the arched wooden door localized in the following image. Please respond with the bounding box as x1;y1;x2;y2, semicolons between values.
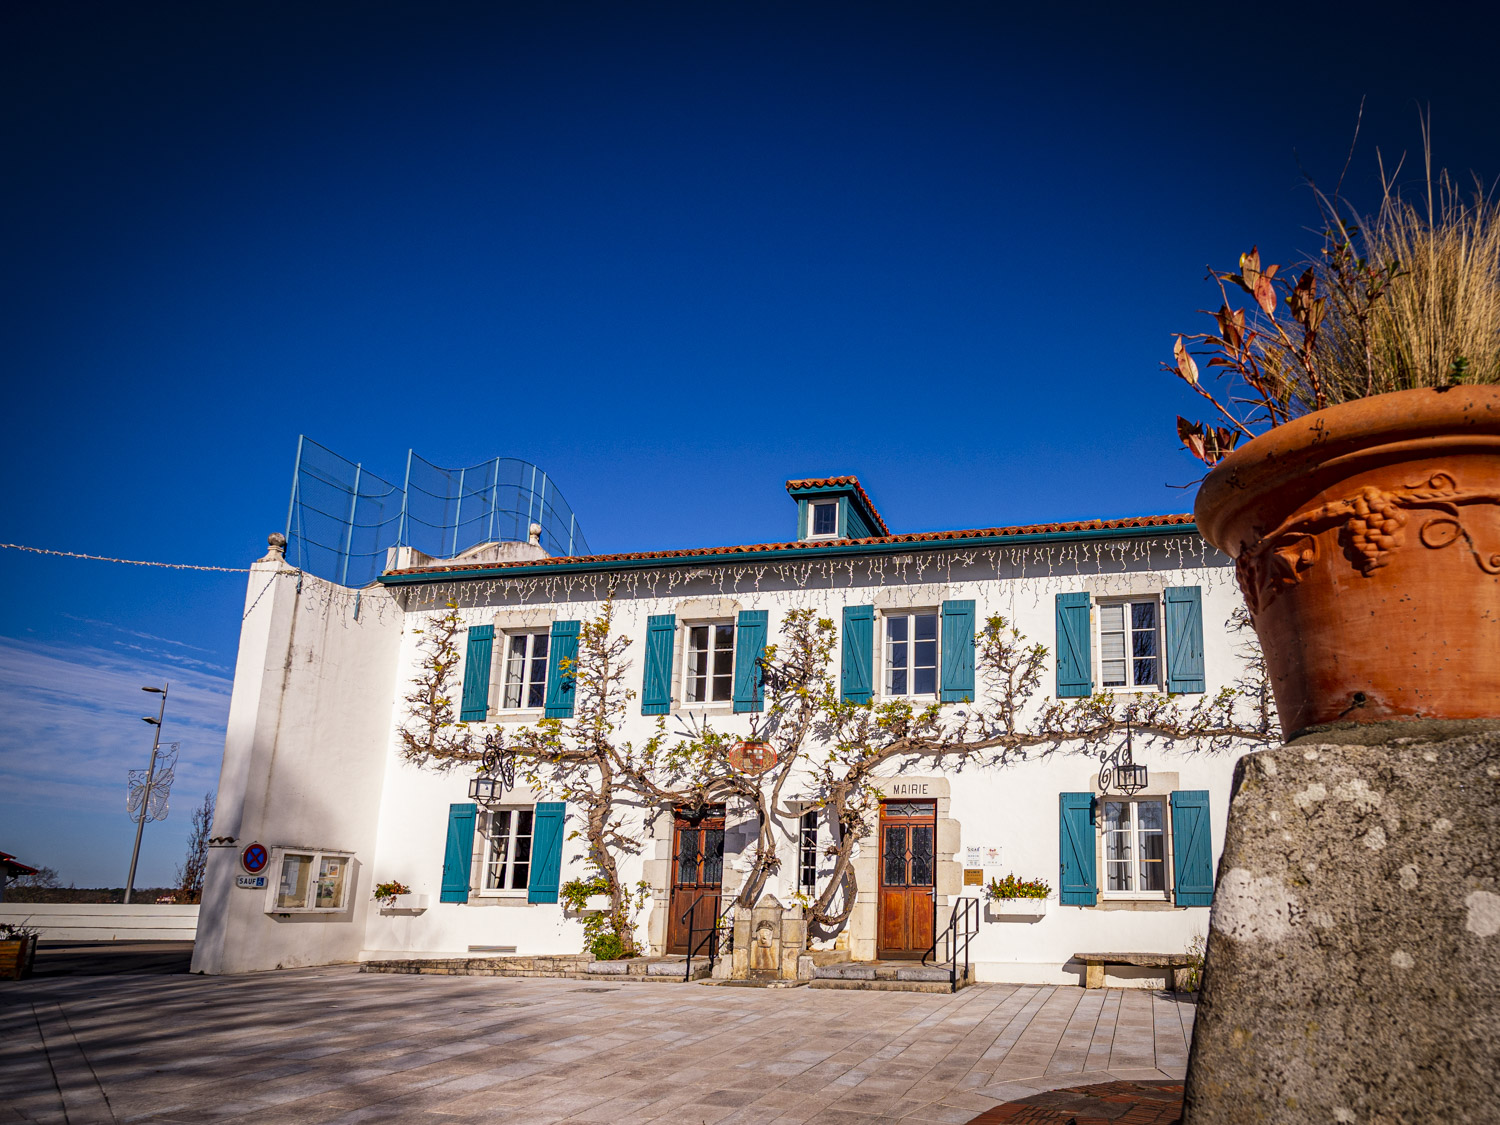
878;799;936;959
666;805;725;955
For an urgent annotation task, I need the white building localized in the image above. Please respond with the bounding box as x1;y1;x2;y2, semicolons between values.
193;475;1257;986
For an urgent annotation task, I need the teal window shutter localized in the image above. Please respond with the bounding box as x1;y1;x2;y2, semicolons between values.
841;605;874;703
641;615;676;715
1164;586;1206;693
1170;790;1214;905
1059;792;1097;906
940;600;976;702
440;803;478;903
1055;592;1093;698
733;610;769;713
459;625;494;721
528;801;566;903
544;620;580;718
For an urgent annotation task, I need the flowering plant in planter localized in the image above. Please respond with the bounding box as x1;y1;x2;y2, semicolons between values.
1164;151;1500;736
372;880;411;904
985;874;1051;902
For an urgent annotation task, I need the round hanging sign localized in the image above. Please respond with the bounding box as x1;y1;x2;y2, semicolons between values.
241;843;269;874
726;740;778;775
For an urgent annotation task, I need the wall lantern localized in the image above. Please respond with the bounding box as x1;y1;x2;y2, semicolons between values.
468;738;515;803
1098;720;1148;795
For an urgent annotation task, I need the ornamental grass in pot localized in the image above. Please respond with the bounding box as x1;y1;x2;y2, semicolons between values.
1172;163;1500;737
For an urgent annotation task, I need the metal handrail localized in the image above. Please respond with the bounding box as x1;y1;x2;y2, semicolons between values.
922;897;981;992
681;893;736;982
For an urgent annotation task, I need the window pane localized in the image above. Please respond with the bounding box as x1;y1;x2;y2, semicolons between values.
1134;657;1158;687
677;829;699;884
1100;603;1124;631
315;857;347;908
1138;801;1166;892
504;636;526;709
883;826;906;886
686;626;708;702
812;502;837;535
1101;631;1126;661
702;828;724;884
887;616;908;642
1103;660;1127;688
527;634;549;708
914;662;936;696
800;811;818;890
276;854;313;909
1104;802;1132;891
914;613;937;641
486;810;512;889
909;825;934;886
513;810;533;889
711;625;735;702
1131;601;1157;635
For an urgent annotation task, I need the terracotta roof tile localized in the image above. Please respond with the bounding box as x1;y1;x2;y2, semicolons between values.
783;475;891;535
383;512;1195;578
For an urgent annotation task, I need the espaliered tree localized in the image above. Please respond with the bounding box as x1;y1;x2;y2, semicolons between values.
400;599;1278;955
398;599;657;957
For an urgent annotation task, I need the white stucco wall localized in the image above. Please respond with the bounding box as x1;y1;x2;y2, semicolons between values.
198;531;1258;981
192;552;404;973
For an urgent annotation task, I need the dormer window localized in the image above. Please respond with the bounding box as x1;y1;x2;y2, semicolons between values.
809;500;839;539
787;475;891;543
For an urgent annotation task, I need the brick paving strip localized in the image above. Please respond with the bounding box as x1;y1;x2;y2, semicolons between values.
964;1080;1183;1123
0;959;1195;1125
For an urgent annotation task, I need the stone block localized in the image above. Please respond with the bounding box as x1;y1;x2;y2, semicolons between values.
1184;730;1500;1123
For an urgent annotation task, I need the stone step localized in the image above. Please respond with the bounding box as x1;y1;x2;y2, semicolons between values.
807;960;975;992
807;978;962;993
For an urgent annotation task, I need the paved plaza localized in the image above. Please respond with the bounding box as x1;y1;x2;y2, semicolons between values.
2;950;1194;1125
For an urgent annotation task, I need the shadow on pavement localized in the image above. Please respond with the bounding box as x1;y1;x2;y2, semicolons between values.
30;940;195;977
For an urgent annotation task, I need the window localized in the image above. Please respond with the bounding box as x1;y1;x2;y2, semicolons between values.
884;611;938;697
799;809;819;892
1103;798;1166;895
684;622;735;703
266;848;351;913
809;500;838;538
1099;600;1160;689
480;808;534;893
501;631;550;709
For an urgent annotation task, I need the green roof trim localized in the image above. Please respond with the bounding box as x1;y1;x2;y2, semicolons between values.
376;522;1205;587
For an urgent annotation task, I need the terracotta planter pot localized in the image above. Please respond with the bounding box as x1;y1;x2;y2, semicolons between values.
1195;386;1500;737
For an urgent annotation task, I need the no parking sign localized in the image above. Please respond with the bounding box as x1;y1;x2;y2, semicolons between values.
241;842;269;874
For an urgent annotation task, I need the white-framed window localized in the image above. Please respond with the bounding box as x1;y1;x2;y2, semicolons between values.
684;621;735;704
884;610;939;697
809;500;839;538
479;807;534;894
799;809;819;892
501;631;550;710
1102;798;1167;897
1098;599;1161;689
265;848;352;913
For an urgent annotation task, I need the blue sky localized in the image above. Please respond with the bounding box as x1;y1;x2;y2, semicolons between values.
2;2;1493;885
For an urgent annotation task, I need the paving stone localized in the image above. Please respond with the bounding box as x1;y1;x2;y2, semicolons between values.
1;960;1193;1124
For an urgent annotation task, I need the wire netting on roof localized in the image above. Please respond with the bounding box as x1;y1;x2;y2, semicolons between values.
284;437;591;587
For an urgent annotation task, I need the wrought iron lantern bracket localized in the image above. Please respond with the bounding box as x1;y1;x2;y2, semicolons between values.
1098;721;1149;796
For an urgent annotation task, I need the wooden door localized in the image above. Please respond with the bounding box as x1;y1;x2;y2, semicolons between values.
666;806;725;955
878;799;937;959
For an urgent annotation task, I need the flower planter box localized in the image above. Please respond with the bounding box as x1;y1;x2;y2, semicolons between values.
377;894;429;911
582;895;611;913
986;898;1048;920
0;935;38;980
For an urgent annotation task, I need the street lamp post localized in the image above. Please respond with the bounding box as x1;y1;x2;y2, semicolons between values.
124;684;168;904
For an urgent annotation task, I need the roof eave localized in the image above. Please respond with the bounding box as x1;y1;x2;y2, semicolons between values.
377;521;1202;587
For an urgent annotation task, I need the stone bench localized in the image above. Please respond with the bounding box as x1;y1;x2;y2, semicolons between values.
1074;952;1197;991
